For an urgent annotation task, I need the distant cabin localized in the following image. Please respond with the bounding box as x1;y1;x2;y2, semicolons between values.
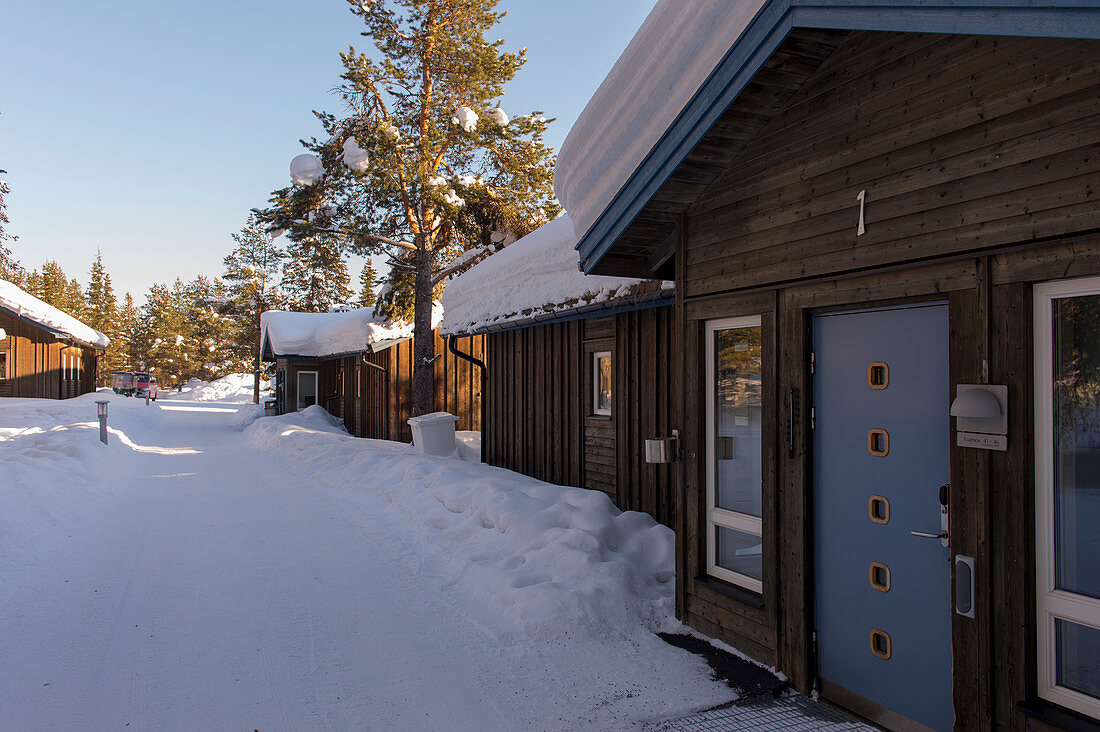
442;215;677;528
260;305;482;443
0;280;108;399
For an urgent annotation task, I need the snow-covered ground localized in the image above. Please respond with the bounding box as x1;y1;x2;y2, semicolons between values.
170;373;273;403
0;392;735;730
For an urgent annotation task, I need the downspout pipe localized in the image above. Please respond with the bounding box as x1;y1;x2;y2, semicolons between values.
360;354;391;440
447;334;486;462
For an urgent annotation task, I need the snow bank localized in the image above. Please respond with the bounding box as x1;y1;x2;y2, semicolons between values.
554;0;766;245
441;215;673;335
0;280;109;349
0;392;159;563
172;373;272;404
246;407;677;640
261;303;442;358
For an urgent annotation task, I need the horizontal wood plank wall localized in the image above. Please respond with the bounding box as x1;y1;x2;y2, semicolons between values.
665;29;1100;731
684;33;1100;300
483;320;585;490
584;328;616;499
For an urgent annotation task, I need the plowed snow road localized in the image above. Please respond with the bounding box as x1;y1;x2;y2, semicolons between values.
0;397;729;731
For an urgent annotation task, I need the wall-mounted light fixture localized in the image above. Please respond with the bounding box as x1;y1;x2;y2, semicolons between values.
950;384;1007;450
645;429;681;464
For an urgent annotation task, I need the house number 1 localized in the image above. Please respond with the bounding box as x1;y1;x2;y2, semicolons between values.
856;189;867;236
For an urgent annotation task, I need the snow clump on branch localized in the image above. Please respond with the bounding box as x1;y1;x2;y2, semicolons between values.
290;154;324;185
443;189;465;207
427;175;448;187
453;174;482;188
341;137;370;172
378;120;400;141
451;106;479;133
487;107;509;126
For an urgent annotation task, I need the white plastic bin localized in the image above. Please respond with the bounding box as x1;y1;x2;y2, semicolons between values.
408;411;460;456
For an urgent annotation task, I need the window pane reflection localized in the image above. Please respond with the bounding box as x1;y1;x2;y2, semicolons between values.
597;355;612;412
1056;619;1100;700
714;325;762;517
1052;296;1100;600
716;526;763;581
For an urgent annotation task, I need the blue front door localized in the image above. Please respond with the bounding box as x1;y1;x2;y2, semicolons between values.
813;303;953;731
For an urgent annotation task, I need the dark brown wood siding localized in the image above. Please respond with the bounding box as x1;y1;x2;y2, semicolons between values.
481;305;676;528
277;329;483;444
683;32;1100;300
0;309;100;400
667;32;1100;732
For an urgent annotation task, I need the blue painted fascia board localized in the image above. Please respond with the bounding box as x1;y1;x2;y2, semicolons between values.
576;0;1100;273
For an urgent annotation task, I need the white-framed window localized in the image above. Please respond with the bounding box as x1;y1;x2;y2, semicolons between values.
297;370;319;411
1035;277;1100;719
705;316;764;593
592;351;612;416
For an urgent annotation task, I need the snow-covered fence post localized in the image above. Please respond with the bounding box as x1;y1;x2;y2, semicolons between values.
95;400;109;445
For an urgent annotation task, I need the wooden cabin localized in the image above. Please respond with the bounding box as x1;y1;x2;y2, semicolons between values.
442;216;678;527
0;280;106;399
260;307;482;443
555;2;1100;730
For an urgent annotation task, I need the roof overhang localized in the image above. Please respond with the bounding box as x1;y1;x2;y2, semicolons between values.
444;288;675;337
577;0;1100;277
0;303;105;350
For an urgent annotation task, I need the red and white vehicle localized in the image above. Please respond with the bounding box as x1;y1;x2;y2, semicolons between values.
133;372;158;400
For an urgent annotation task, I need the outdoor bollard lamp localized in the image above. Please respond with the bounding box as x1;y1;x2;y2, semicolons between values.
95;400;109;445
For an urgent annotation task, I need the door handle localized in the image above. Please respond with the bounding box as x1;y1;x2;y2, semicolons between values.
910;530;947;539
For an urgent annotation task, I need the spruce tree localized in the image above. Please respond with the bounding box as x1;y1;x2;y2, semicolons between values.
223;214;285;403
85;251;119;382
259;0;558;416
0;170;21;281
356;261;379;308
65;277;85;317
34;261;71;311
281;233;351;312
116;293;140;371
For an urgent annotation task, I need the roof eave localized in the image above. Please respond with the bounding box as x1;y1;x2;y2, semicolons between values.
576;0;1100;274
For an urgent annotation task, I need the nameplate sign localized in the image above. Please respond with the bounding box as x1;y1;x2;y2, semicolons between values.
957;432;1007;451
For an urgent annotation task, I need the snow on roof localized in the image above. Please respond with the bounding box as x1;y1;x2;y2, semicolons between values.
0;279;109;349
440;215;673;336
554;0;766;245
261;303;442;359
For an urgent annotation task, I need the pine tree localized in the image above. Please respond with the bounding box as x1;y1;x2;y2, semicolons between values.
259;0;558;416
356;261;379;308
223;213;285;403
84;251;119;382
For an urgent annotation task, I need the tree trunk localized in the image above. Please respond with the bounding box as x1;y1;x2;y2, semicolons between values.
411;240;436;417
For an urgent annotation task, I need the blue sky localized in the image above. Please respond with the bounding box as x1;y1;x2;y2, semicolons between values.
0;0;656;300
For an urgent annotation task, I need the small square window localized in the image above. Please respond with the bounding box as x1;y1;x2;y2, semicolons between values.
593;351;611;416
